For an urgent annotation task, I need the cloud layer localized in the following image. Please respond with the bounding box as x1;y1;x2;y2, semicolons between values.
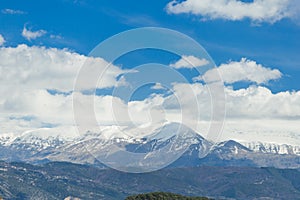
166;0;298;23
196;58;282;84
0;45;299;145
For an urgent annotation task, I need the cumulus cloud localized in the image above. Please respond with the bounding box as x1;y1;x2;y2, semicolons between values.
224;86;300;119
195;58;282;84
170;55;209;69
0;45;129;136
160;82;300;143
165;82;300;122
22;26;47;41
0;45;131;132
1;9;26;15
0;44;125;91
0;34;5;46
166;0;298;23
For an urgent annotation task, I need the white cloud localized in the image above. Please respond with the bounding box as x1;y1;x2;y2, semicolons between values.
164;82;300;123
161;82;300;144
224;86;300;119
151;83;166;90
170;55;209;69
0;44;125;91
1;9;26;15
166;0;297;23
0;45;128;129
22;26;47;41
0;34;5;46
0;45;130;137
196;58;282;84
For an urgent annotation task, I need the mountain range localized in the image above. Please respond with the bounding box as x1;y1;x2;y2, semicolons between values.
0;123;299;169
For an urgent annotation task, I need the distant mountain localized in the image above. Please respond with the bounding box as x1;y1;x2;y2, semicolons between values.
242;141;300;155
1;161;300;200
0;123;300;169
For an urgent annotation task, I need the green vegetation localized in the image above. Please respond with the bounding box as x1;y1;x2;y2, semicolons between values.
125;192;211;200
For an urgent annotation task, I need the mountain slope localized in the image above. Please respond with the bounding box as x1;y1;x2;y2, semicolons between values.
1;161;300;200
125;192;211;200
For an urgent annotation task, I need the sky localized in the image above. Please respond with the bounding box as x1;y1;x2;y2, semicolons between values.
0;0;300;145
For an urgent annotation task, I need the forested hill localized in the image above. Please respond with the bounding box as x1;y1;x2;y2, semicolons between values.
125;192;211;200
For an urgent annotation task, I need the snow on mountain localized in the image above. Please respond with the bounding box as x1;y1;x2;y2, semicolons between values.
242;141;300;155
1;122;300;169
195;140;253;162
0;132;16;145
212;140;251;155
0;127;78;153
44;122;208;168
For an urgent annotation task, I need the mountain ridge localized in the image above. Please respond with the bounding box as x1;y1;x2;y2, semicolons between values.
0;123;299;169
1;160;300;200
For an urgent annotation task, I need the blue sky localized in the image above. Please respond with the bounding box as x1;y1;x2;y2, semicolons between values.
1;0;300;92
0;0;300;145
